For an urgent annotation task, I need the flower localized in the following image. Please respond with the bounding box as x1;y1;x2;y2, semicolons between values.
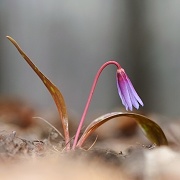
116;68;144;111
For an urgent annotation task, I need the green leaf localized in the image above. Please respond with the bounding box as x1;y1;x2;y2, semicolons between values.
77;112;168;147
6;36;70;150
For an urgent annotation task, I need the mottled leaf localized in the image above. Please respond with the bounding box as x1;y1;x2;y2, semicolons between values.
77;112;168;147
6;36;70;150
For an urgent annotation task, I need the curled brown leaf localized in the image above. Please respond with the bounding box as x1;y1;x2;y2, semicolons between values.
77;112;168;147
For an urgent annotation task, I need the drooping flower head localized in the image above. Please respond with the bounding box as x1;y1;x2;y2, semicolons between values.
116;68;144;111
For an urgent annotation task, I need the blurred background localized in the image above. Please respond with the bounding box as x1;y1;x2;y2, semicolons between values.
0;1;180;121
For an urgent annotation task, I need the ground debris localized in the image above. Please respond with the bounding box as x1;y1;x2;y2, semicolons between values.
0;130;48;160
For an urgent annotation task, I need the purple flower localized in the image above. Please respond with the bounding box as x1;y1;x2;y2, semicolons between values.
116;68;144;111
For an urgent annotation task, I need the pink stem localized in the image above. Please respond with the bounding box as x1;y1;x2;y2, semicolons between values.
72;60;121;150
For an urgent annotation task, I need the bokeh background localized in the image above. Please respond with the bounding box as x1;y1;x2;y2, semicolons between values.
0;1;180;120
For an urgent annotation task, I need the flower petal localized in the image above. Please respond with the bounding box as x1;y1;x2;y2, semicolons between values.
117;69;132;110
116;68;143;111
126;76;144;106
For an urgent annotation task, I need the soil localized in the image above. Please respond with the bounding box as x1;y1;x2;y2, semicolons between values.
0;97;179;180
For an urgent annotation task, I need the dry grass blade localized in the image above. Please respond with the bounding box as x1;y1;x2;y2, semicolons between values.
77;112;168;147
6;36;70;150
33;117;64;139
